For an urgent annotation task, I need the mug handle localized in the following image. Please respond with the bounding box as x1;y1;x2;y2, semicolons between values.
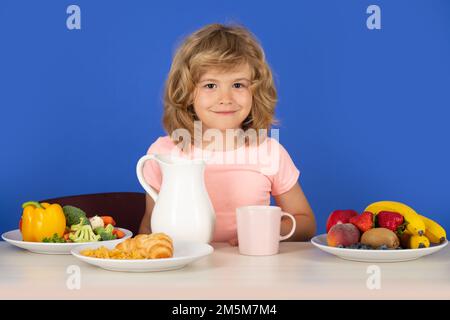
280;212;297;241
136;154;160;202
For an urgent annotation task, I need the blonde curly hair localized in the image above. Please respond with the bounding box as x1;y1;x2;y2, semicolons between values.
162;23;278;144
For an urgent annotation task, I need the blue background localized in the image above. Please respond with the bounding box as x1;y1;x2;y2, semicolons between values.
1;0;449;235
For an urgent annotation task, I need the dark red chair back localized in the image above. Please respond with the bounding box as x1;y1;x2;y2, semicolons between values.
40;192;145;235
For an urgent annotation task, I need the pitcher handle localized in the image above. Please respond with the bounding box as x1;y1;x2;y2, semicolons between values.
136;154;160;202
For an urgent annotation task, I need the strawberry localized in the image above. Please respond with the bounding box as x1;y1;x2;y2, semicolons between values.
376;211;404;233
349;211;374;233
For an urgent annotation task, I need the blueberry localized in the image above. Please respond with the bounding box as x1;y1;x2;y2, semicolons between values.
377;245;388;250
337;244;344;248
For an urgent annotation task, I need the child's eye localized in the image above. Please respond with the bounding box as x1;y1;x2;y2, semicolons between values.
233;83;246;89
204;83;216;89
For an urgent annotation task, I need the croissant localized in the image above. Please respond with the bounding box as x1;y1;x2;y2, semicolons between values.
115;233;173;259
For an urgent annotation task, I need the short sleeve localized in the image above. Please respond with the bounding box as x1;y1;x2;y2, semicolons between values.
142;137;172;191
269;141;300;196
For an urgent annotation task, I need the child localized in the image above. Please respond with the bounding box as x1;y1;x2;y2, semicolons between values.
138;23;316;244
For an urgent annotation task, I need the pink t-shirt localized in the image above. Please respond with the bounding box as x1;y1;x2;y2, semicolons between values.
142;135;300;242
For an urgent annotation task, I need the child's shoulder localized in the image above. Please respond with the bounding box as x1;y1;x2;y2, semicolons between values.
147;135;176;154
258;136;289;153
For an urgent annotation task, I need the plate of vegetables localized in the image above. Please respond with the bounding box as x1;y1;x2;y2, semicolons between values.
1;201;132;254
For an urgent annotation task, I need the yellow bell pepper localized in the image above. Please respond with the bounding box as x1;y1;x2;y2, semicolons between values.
21;201;66;242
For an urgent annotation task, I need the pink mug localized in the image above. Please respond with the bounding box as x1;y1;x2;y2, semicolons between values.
236;205;296;256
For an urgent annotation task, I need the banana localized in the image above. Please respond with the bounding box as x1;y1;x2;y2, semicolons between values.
364;201;425;236
418;214;446;244
400;233;430;249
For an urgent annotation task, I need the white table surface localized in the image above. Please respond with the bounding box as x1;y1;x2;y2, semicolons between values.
0;240;449;299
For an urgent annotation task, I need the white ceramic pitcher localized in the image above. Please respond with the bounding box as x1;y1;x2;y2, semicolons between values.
136;154;216;243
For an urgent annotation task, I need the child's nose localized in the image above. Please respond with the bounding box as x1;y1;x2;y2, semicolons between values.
219;88;233;104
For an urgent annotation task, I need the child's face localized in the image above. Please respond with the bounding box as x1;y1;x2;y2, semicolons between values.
193;64;253;132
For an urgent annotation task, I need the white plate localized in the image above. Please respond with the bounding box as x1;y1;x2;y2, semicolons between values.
311;234;448;263
71;240;214;272
1;228;133;255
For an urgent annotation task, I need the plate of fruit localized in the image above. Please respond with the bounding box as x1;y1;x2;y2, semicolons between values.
311;201;448;262
1;201;132;254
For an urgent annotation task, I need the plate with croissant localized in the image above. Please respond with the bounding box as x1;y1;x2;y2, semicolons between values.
70;233;214;272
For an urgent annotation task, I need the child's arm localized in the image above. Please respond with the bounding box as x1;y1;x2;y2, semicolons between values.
274;182;317;241
138;194;155;234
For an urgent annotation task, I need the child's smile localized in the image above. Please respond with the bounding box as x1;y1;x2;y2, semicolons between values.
211;110;238;115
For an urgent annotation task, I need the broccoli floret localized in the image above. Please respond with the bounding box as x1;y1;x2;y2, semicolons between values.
104;224;114;233
70;217;90;232
94;224;117;241
63;205;89;227
69;225;100;243
42;233;65;243
99;232;116;241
